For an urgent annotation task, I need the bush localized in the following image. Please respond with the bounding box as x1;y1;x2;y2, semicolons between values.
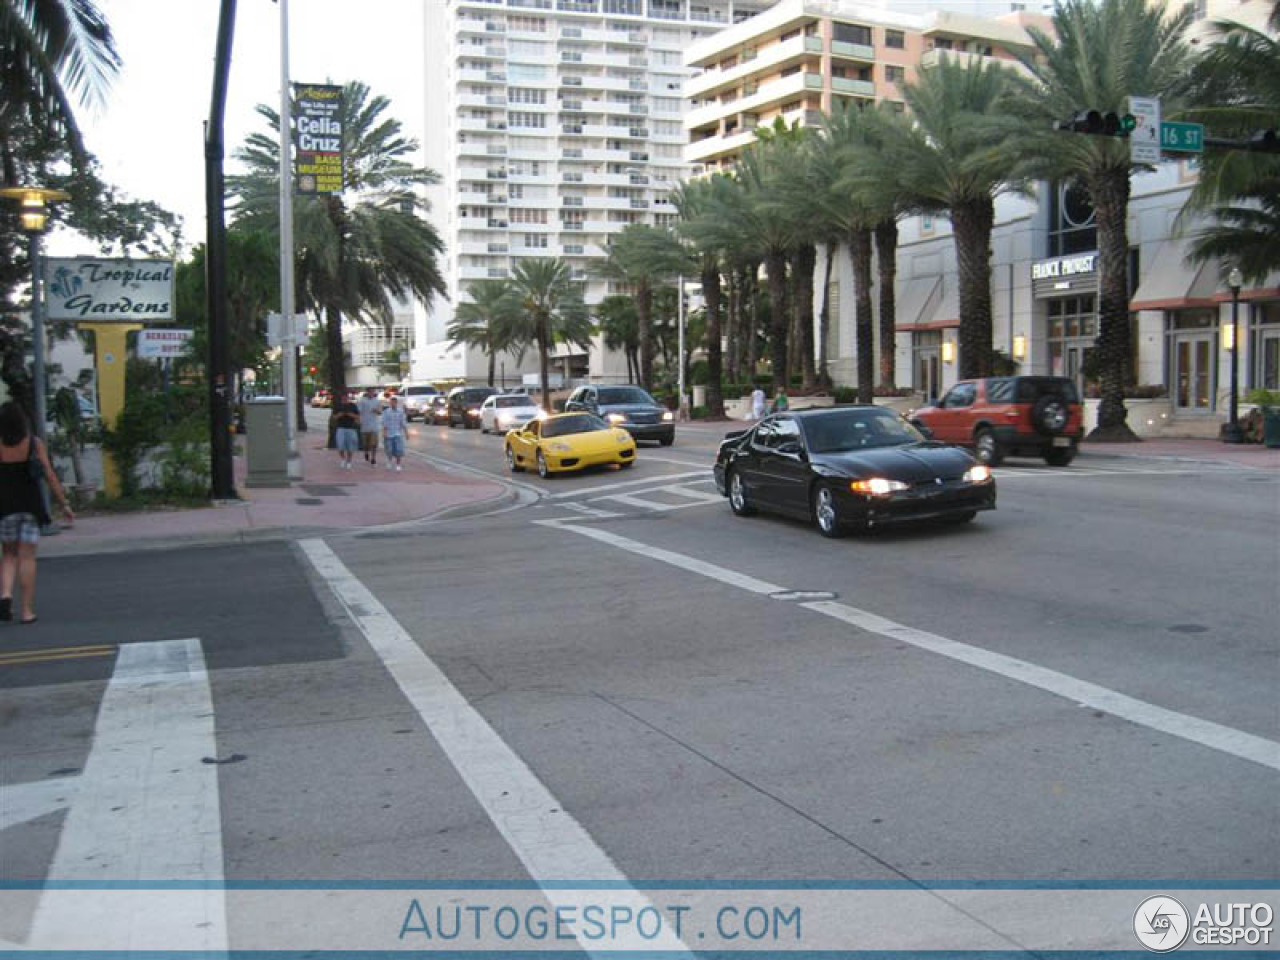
1245;388;1280;406
833;387;860;404
692;405;709;419
873;385;916;398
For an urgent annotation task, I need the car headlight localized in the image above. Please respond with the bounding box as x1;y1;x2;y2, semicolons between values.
467;409;481;417
661;411;674;422
614;430;631;443
607;413;626;424
850;477;909;496
963;465;992;484
548;442;571;453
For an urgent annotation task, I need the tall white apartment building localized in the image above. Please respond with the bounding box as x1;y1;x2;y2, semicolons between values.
419;0;770;385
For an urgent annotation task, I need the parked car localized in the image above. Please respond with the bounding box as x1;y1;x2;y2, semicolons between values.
564;385;674;445
425;395;449;425
714;407;995;538
505;412;636;478
399;383;441;421
446;386;499;428
910;375;1083;466
480;394;543;434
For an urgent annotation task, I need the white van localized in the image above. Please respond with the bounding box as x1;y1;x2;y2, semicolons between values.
398;382;441;420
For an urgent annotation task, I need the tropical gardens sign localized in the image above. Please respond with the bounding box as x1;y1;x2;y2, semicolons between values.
44;257;175;323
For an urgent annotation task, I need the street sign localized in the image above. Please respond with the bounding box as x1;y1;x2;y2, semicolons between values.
1161;120;1204;154
137;328;193;359
266;312;307;348
1128;96;1161;164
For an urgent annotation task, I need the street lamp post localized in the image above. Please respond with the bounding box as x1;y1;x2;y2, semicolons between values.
1223;267;1244;444
0;187;70;439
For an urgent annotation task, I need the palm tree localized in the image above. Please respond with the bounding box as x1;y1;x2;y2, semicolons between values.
0;0;119;168
229;81;447;406
1178;16;1280;282
595;294;640;384
594;224;690;391
507;258;593;413
871;56;1028;384
448;279;524;387
1005;0;1195;439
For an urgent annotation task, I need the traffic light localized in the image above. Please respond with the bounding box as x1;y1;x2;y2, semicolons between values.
1248;129;1279;153
1056;110;1136;137
309;365;318;375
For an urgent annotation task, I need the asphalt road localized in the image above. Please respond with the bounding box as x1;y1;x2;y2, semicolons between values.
2;417;1276;948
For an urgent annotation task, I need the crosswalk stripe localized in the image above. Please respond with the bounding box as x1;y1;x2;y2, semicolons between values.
546;470;706;499
660;484;724;503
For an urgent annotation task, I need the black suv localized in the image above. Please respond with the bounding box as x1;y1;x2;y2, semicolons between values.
446;386;498;429
564;385;675;445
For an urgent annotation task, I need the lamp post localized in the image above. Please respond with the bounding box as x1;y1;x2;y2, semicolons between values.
1223;267;1244;444
0;187;70;438
676;274;686;419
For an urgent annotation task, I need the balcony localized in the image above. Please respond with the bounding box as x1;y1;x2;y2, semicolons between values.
562;197;585;207
684;72;824;130
831;39;876;62
832;75;876;97
486;219;510;228
686;34;815;98
685;127;757;164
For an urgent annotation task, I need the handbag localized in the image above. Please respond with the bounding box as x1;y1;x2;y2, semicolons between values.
26;439;52;525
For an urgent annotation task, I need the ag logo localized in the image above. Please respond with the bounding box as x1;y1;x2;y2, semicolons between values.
1134;896;1190;952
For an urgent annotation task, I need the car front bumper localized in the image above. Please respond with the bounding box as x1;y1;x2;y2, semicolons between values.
547;446;636;472
615;422;674;442
840;481;996;528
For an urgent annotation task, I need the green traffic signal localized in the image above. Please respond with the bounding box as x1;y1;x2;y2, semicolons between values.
1121;114;1137;133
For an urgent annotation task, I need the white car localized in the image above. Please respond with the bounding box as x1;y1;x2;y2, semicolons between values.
399;383;441;420
480;394;543;434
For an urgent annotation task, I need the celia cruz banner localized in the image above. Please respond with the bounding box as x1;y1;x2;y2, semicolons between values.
44;258;174;323
294;83;344;194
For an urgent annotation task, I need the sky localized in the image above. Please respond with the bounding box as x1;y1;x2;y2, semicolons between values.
50;0;428;256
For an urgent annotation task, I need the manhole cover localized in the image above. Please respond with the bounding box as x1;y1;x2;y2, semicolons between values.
770;590;838;602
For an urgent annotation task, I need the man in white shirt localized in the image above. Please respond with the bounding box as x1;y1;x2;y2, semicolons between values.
750;386;766;420
380;395;408;472
356;387;383;465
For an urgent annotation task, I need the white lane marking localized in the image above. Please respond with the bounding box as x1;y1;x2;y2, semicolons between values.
637;454;714;468
547;525;1280;774
29;638;226;951
661;484;724;503
538;521;784;595
596;492;687;512
994;468;1197;480
561;502;624;519
0;776;78;831
299;539;693;959
547;470;707;499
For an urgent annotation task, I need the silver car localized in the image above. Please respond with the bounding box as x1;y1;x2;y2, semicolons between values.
399;383;441;421
480;394;543;434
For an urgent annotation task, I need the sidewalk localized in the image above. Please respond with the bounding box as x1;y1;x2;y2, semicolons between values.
43;430;507;557
1078;436;1280;469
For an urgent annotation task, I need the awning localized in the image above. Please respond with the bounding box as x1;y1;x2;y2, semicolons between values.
920;281;960;330
894;276;941;330
1130;238;1219;311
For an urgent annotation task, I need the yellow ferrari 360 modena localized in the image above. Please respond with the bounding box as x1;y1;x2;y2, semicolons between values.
504;412;637;478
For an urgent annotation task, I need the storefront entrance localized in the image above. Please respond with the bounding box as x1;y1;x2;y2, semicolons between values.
912;330;942;401
1173;332;1214;411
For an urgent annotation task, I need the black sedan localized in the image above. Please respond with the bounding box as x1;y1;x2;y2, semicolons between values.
713;406;996;538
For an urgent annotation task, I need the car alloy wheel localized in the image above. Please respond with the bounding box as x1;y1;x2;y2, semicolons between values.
813;483;845;538
728;471;755;516
974;428;1004;466
505;445;522;473
536;450;550;479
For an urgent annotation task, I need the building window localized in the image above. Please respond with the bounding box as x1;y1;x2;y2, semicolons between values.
833;22;872;46
1048;295;1100;396
885;28;905;49
523;233;548;248
933;36;954;50
509;87;547;104
1251;301;1280;390
510;208;548;223
508;15;547;31
885;65;905;84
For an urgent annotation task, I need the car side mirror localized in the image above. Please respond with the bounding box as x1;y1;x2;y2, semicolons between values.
778;440;805;457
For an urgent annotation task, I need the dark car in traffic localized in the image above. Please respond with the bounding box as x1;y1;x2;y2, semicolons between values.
714;406;996;537
425;394;449;425
564;385;675;445
446;386;499;429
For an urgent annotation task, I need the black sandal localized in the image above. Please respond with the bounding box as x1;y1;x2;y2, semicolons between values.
0;598;10;621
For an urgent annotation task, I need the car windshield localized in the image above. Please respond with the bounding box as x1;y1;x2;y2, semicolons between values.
597;387;655;405
542;414;607;438
496;396;535;408
460;390;496;403
802;409;926;453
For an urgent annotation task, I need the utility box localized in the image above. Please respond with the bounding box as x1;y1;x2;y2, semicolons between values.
245;397;290;487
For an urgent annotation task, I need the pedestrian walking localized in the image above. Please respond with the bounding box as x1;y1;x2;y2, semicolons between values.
381;395;408;472
333;394;361;470
357;386;383;466
750;385;767;420
0;402;74;624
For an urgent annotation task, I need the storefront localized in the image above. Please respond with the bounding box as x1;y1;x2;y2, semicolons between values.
1030;252;1102;396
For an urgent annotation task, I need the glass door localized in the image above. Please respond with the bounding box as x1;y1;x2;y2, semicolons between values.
1174;333;1214;410
916;350;940;402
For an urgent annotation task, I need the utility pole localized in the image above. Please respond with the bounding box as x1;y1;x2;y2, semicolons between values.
204;0;238;500
278;0;305;476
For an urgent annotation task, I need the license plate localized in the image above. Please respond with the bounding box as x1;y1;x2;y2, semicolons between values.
1053;436;1071;447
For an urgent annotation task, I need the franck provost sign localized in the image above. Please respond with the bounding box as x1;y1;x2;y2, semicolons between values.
294;83;344;194
1031;252;1098;298
44;258;175;323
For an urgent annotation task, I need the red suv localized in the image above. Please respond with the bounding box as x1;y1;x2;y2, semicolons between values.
911;376;1083;466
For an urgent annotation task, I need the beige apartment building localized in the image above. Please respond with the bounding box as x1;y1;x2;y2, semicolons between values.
683;0;1049;172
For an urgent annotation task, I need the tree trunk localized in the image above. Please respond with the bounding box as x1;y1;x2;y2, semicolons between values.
538;316;552;414
818;240;835;389
325;304;346;449
745;265;759;380
793;244;817;391
874;218;898;390
637;284;654;391
951;197;995;381
703;261;724;417
765;250;789;391
295;348;307;432
848;226;874;403
487;349;496;388
724;269;740;385
1088;167;1138;441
